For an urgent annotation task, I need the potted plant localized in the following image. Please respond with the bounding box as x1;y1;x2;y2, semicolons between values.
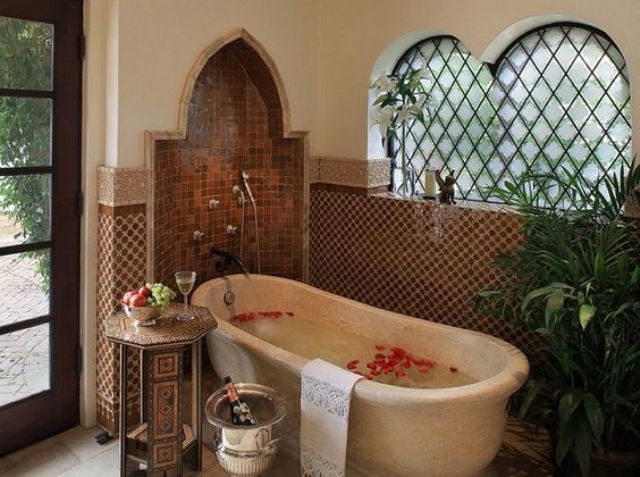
475;164;640;476
369;60;436;195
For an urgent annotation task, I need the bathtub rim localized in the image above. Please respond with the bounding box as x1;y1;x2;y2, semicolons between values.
194;274;529;408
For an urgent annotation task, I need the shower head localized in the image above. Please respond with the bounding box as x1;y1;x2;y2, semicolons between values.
241;171;255;203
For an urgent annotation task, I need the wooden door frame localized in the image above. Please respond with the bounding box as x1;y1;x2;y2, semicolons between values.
0;0;83;455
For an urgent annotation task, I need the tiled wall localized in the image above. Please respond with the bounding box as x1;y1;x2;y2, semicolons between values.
309;187;533;351
96;194;147;433
153;41;304;290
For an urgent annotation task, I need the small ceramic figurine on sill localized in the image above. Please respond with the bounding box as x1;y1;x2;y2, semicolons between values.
435;168;456;204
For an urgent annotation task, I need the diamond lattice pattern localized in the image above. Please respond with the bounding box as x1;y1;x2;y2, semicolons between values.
390;25;631;209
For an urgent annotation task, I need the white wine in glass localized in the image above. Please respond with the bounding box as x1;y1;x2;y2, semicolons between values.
175;271;197;321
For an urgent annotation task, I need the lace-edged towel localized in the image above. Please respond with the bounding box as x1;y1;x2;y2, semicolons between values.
300;359;363;477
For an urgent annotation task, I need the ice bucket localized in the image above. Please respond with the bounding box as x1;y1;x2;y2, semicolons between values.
205;383;287;477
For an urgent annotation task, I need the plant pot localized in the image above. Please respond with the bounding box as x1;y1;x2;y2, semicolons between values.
591;449;640;477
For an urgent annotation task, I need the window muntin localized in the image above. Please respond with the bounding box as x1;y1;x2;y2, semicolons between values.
389;25;631;209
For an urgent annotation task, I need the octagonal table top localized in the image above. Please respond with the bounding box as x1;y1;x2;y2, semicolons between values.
105;303;217;349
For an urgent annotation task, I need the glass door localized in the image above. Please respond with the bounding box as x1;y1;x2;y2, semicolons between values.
0;0;82;454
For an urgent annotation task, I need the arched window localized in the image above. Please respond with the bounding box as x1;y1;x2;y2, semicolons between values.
389;24;631;208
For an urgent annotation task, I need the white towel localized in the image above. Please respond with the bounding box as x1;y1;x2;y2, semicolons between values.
300;358;363;477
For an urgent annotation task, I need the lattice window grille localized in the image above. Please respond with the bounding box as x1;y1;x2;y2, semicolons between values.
389;25;631;209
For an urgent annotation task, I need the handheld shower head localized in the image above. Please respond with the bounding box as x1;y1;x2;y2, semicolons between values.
240;171;261;274
241;171;255;202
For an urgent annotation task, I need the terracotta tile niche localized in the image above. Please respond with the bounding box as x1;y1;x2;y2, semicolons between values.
153;40;304;289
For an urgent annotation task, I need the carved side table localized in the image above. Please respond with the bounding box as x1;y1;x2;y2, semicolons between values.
106;304;217;476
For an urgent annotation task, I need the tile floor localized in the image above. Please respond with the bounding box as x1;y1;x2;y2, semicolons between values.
0;418;552;476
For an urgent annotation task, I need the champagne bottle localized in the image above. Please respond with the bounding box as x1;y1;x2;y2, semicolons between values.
224;376;257;426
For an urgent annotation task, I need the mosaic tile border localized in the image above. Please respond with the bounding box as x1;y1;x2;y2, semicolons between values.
313;157;391;189
97;166;148;207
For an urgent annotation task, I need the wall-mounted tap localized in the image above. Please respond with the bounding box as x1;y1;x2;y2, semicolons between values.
208;198;221;210
193;230;205;243
226;225;237;235
232;185;246;206
211;247;248;275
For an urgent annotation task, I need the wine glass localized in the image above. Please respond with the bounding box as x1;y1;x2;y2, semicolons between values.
175;271;197;321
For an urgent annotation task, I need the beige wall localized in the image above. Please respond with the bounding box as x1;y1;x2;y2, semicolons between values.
318;0;640;160
109;0;321;167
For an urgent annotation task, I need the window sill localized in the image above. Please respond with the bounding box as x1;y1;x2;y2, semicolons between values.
370;191;520;215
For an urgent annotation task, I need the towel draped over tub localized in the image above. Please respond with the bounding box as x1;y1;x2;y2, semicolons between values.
300;359;364;477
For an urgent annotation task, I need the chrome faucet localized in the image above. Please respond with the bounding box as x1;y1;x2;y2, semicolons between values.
211;247;248;275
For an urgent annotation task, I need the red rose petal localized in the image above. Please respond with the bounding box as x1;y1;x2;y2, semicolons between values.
449;366;458;373
371;369;381;376
366;362;378;370
402;361;411;368
396;369;407;378
346;360;359;370
375;344;385;351
375;353;385;360
287;312;294;316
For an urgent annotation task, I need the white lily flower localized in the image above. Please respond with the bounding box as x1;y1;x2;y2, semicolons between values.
396;104;413;124
372;71;398;93
410;103;423;116
370;104;395;127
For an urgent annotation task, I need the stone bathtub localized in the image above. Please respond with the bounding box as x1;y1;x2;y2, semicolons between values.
192;274;529;477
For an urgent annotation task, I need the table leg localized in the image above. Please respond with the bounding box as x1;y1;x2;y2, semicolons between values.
119;344;128;476
139;349;145;425
192;340;202;471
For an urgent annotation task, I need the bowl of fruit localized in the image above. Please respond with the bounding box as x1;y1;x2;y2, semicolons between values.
121;282;176;327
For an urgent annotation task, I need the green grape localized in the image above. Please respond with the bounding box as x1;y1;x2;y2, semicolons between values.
148;282;176;312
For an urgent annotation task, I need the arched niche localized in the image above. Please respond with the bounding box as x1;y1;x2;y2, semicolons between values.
145;29;307;286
